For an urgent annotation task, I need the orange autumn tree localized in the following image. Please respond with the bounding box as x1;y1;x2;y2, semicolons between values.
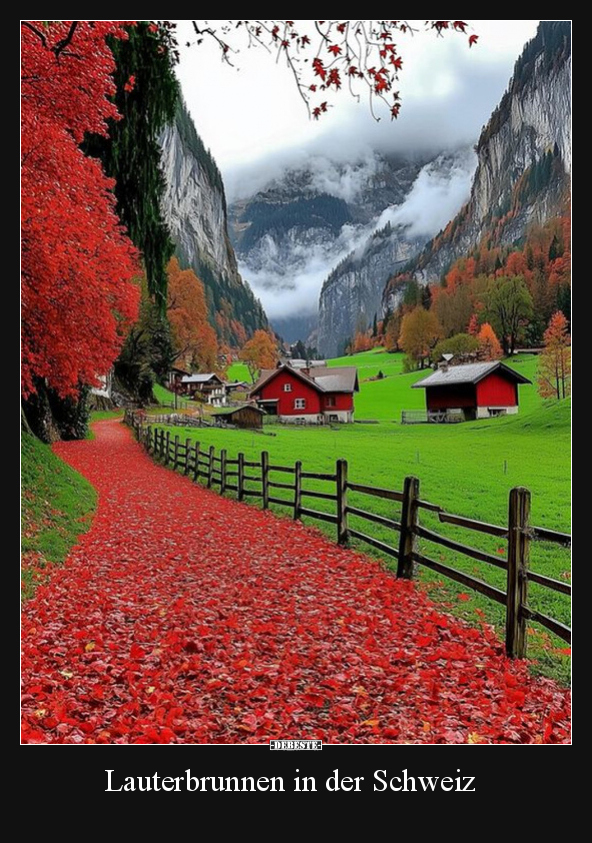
538;311;571;400
166;257;218;373
399;306;443;369
477;323;502;360
352;330;374;353
384;314;401;352
240;330;279;382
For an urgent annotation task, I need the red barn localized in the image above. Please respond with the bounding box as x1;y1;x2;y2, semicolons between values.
412;361;531;421
250;364;359;423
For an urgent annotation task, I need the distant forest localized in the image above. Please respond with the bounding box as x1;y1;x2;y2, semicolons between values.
241;194;351;251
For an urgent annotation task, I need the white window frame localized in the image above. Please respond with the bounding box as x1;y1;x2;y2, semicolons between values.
283;383;292;392
294;398;306;410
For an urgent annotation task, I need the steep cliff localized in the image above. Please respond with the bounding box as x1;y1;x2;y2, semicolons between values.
385;20;571;302
317;224;424;357
160;101;268;344
316;149;475;356
228;152;430;343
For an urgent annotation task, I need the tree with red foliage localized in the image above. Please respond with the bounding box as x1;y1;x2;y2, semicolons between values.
239;330;279;382
468;314;480;336
538;312;571;400
477;323;502;361
21;21;140;401
188;21;477;121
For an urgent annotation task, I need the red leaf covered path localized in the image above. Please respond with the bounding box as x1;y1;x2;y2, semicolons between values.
21;421;570;744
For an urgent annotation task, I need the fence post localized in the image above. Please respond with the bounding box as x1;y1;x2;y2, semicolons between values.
294;460;302;520
184;438;191;476
397;476;420;579
237;453;245;501
193;442;200;482
220;449;227;494
173;435;179;470
147;425;153;453
165;431;171;465
207;445;215;489
261;451;270;510
336;459;349;545
506;486;531;659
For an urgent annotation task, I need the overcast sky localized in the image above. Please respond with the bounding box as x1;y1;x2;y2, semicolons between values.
174;20;540;196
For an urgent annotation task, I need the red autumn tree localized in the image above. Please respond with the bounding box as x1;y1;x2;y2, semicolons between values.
538;311;571;400
189;20;477;120
167;258;218;373
239;331;279;382
21;21;140;399
477;323;503;361
468;314;480;336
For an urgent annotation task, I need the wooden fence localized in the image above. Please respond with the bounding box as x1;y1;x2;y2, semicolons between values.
124;410;571;659
402;409;464;424
145;413;214;428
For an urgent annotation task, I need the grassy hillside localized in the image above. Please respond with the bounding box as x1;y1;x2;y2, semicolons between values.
21;433;96;599
159;351;570;683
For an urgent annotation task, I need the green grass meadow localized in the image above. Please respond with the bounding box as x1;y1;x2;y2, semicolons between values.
21;433;97;600
161;350;571;683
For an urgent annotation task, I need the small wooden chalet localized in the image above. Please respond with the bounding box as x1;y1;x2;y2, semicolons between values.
412;361;531;422
181;373;227;406
226;381;250;394
250;363;359;424
212;404;265;430
167;366;190;391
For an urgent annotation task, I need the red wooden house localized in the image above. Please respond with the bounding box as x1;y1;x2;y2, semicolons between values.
250;364;359;423
412;361;531;421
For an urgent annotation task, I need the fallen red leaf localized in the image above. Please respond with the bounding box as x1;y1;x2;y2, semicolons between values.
20;422;571;745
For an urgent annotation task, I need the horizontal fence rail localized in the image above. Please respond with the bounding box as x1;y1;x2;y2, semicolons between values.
124;410;571;659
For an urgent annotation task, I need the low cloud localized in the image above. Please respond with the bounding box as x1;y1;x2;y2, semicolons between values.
225;41;517;203
240;148;475;320
239;221;374;320
378;149;476;238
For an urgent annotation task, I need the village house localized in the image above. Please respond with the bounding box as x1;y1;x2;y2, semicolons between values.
412;361;531;422
167;366;190;392
250;363;359;424
180;373;227;406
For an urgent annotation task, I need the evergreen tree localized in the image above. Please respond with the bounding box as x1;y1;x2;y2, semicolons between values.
84;22;179;310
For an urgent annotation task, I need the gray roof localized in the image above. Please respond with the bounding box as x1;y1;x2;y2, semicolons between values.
412;361;531;388
312;368;359;393
251;364;359;395
283;359;327;368
181;373;222;384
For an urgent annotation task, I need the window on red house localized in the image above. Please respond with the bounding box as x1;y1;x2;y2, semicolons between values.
294;398;306;410
284;383;292;392
326;396;336;407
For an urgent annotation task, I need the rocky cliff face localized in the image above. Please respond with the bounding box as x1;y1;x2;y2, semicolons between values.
317;225;424;357
160;101;267;344
316;149;475;356
228;152;431;344
385;21;571;300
